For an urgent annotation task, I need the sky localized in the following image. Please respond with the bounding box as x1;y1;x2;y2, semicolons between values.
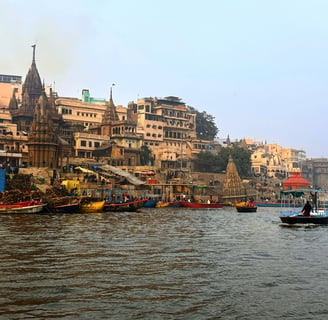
1;0;328;158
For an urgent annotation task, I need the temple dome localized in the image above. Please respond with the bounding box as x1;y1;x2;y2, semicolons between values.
282;170;311;190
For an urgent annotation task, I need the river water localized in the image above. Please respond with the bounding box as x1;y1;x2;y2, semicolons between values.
0;207;328;320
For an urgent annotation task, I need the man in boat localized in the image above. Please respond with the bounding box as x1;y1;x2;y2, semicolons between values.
302;200;312;216
310;191;318;211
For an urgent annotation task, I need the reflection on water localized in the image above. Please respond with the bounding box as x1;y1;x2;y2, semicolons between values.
1;207;328;319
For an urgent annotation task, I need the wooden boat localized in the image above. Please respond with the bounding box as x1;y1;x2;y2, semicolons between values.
156;201;170;208
179;201;225;209
143;199;157;208
50;203;80;213
280;214;328;225
46;196;81;214
168;201;183;207
0;200;46;214
103;199;148;212
235;202;257;212
80;200;105;213
280;189;328;225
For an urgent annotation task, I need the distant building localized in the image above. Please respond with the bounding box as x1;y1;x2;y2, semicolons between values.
302;158;328;190
0;74;22;108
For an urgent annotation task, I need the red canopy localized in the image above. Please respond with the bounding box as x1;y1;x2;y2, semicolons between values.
282;171;310;190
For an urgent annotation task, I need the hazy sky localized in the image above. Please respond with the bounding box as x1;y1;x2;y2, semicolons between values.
1;0;328;158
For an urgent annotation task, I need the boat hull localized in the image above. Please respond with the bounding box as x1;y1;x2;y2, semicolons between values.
179;201;225;208
167;201;183;207
103;199;147;212
236;206;257;212
0;203;46;214
143;200;157;208
51;203;80;213
80;200;105;213
156;201;170;208
280;215;328;225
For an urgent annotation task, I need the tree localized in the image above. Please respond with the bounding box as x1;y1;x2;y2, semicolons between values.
229;146;252;177
194;146;252;177
193;151;221;172
140;145;154;166
188;106;218;140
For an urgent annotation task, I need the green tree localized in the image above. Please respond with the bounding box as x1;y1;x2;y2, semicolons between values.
140;145;154;165
229;146;252;177
194;146;252;177
193;151;220;172
188;106;218;140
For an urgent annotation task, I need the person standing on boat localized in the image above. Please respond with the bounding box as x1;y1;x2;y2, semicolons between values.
302;200;312;216
310;191;318;211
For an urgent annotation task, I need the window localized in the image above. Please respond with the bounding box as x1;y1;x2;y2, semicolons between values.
94;142;100;148
62;108;71;115
80;140;86;147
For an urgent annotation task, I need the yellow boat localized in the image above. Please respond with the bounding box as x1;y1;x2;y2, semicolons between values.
80;200;105;213
156;201;170;208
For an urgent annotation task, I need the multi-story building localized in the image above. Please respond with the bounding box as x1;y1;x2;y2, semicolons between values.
247;139;306;179
302;158;328;189
128;96;207;169
0;74;22;108
74;132;109;159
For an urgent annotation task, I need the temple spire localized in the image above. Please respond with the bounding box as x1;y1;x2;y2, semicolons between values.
102;84;119;125
32;44;36;63
110;83;115;102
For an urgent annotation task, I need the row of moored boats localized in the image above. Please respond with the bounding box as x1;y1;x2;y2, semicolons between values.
1;188;328;226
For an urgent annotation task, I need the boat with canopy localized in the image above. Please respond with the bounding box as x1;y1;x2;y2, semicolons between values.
279;188;328;225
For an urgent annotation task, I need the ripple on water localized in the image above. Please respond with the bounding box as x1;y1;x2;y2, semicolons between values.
1;208;328;319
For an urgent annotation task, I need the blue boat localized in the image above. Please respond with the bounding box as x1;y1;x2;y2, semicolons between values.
143;199;157;208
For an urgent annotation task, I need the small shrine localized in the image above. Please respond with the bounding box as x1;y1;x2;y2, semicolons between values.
282;169;311;190
222;155;247;203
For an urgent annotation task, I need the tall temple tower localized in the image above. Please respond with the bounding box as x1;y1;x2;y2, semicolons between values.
101;85;119;136
27;89;59;168
223;155;247;202
11;45;43;132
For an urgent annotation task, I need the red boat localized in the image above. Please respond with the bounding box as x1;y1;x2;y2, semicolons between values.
179;201;225;209
0;200;45;214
